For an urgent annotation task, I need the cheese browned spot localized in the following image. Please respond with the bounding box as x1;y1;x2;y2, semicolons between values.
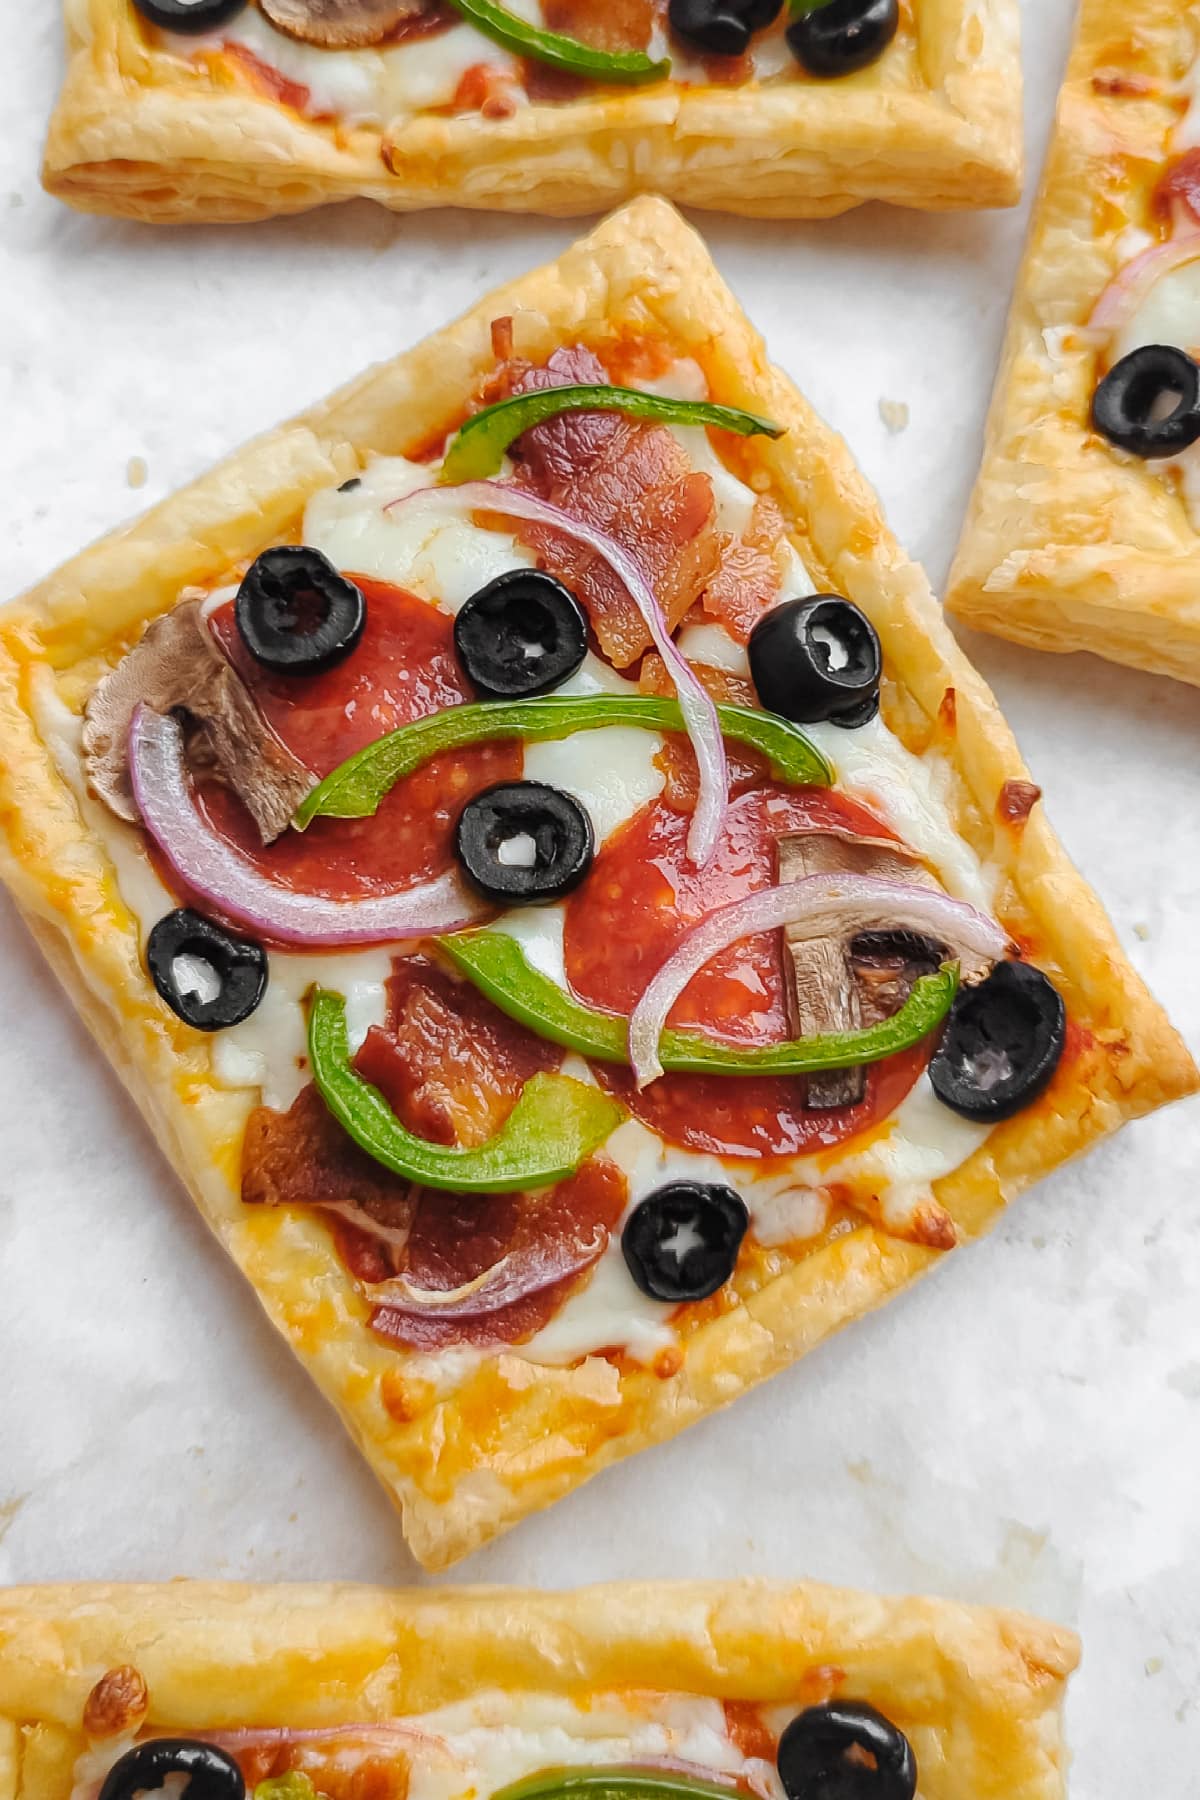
997;779;1041;825
82;1666;149;1740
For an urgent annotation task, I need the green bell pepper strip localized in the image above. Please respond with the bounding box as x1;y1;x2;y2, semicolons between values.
493;1772;762;1800
439;929;960;1076
294;695;831;829
440;384;783;484
308;989;625;1194
445;1;669;81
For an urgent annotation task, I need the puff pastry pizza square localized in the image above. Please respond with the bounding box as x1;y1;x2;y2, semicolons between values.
42;0;1023;224
948;0;1200;685
0;1579;1081;1800
0;198;1193;1571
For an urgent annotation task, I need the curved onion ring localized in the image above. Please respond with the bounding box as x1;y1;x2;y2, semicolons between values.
1089;229;1200;335
384;479;728;867
128;706;485;948
628;875;1012;1088
368;1222;607;1320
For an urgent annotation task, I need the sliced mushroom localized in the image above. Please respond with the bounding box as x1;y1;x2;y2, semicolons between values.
258;0;440;50
83;595;313;845
777;829;943;1111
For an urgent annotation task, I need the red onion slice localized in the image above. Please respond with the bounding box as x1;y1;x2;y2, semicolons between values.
369;1222;607;1321
385;479;729;866
1089;229;1200;334
628;874;1011;1088
128;706;485;948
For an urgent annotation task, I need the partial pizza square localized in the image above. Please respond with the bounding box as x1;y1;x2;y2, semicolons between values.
0;1579;1080;1800
0;199;1192;1571
948;0;1200;685
42;0;1022;223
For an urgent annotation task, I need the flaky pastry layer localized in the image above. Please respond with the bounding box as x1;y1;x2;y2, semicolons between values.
0;199;1193;1570
0;1580;1080;1800
947;0;1200;684
42;0;1022;222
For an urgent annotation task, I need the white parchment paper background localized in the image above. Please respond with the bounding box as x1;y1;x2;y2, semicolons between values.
2;4;1199;1794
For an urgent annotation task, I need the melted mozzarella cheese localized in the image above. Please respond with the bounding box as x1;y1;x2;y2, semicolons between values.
304;458;537;608
77;1691;770;1800
1112;258;1200;366
170;7;795;128
167;9;519;125
524;724;664;844
801;713;996;909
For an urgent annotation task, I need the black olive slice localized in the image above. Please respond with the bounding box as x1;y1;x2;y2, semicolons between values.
825;689;879;730
131;0;249;31
777;1702;916;1800
929;960;1066;1123
668;0;783;55
748;595;882;726
235;547;366;676
622;1181;749;1302
786;0;900;77
1091;344;1200;459
98;1742;246;1800
455;781;594;906
453;570;588;699
147;909;268;1032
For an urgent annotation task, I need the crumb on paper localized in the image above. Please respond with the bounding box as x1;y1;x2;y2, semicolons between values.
1133;922;1150;941
1146;1656;1164;1676
126;456;148;489
878;399;909;434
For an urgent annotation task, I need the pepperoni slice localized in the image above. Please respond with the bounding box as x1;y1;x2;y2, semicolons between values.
204;580;519;902
563;785;928;1157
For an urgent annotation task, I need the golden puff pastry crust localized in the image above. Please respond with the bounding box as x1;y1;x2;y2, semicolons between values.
43;0;1023;223
0;199;1194;1571
0;1579;1080;1800
947;0;1200;684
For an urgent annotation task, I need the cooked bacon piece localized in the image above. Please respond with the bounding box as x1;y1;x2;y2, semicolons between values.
242;1083;418;1271
355;953;559;1147
371;1157;626;1352
639;647;756;708
540;0;656;50
701;494;787;643
505;345;723;667
241;956;623;1349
